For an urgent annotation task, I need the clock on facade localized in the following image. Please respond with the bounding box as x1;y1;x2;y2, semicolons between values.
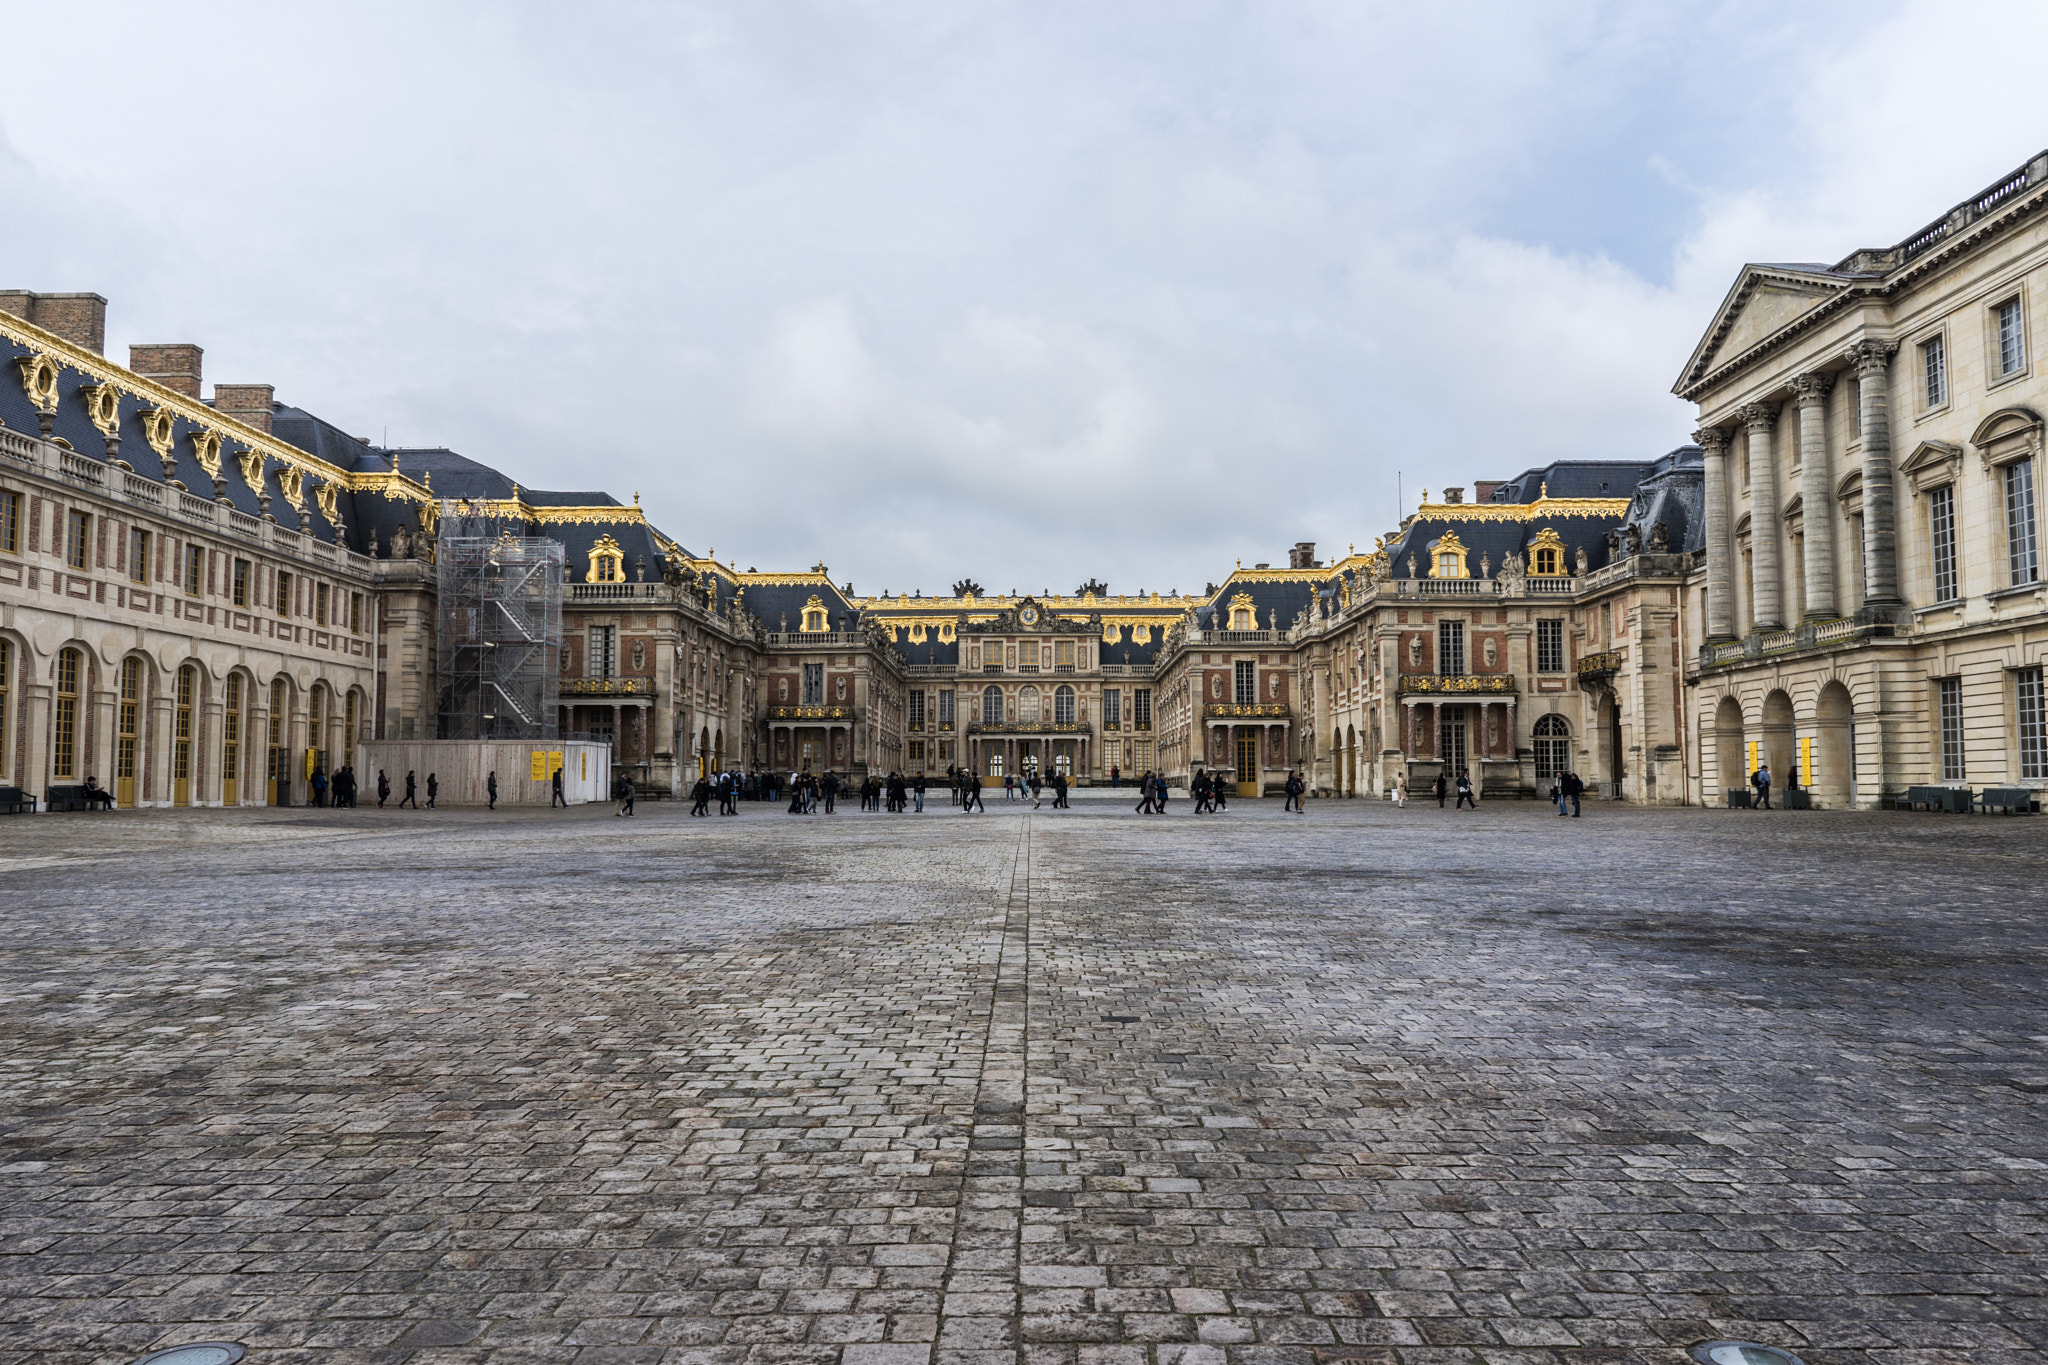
1019;606;1039;625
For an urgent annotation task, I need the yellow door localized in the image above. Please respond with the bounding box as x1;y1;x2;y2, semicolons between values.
173;665;194;806
222;674;242;807
116;658;140;807
1236;731;1259;798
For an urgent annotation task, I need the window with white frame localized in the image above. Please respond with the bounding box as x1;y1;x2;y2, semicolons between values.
588;625;618;678
982;684;1004;725
1536;619;1564;673
1998;297;2027;377
1438;619;1466;676
1922;334;1947;408
801;662;824;705
1233;660;1255;704
2018;667;2046;780
2007;457;2039;586
908;690;925;730
1938;676;1965;782
1103;688;1121;729
1929;484;1958;602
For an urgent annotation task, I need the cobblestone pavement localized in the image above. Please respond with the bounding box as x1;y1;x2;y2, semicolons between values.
2;797;2045;1365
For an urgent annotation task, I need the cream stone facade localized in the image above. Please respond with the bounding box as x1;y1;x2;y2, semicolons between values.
1678;150;2048;807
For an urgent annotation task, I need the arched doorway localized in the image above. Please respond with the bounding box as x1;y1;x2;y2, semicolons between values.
1814;680;1854;809
1605;693;1624;796
1761;690;1795;793
1534;714;1570;788
174;664;197;806
267;677;291;805
1713;696;1745;803
222;673;245;806
116;656;143;807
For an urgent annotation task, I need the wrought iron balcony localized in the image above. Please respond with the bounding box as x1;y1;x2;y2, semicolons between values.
1576;650;1623;681
562;676;653;696
766;705;855;720
966;720;1093;735
1203;703;1291;719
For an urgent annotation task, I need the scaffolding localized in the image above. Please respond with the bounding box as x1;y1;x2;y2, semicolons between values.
435;499;564;741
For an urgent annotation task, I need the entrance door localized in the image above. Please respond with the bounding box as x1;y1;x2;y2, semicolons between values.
173;665;195;806
222;674;241;806
798;737;820;772
1441;707;1468;785
1607;697;1623;794
267;679;287;805
1236;730;1259;796
116;657;140;806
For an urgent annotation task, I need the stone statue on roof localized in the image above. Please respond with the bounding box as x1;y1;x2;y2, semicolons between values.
1647;521;1670;553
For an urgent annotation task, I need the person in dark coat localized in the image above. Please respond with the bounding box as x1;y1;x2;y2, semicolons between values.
425;773;438;809
1455;769;1476;810
400;770;418;809
963;773;984;812
310;767;328;807
487;771;498;810
1433;772;1448;807
551;765;566;807
822;771;839;814
378;770;391;808
691;776;712;816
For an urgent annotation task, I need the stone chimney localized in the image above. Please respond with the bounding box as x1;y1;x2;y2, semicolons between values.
1441;486;1465;504
213;383;275;435
130;343;203;398
0;290;108;353
1473;480;1501;504
1288;541;1319;569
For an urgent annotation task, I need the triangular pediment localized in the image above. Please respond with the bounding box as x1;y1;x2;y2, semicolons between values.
1675;266;1855;395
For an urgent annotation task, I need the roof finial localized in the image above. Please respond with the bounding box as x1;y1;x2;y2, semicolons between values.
1540;480;1549;499
1420;487;1428;505
511;481;520;501
633;490;640;506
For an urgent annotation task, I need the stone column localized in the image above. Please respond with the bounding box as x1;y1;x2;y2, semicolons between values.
1739;402;1784;631
1696;426;1736;641
22;682;50;806
1791;371;1838;620
148;693;175;806
1851;339;1903;610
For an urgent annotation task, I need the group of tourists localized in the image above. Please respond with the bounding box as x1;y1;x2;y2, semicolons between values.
308;765;363;807
688;771;745;816
856;771;925;812
374;769;437;809
988;769;1070;809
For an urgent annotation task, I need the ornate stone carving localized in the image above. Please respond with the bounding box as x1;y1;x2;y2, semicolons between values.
1647;521;1671;552
390;524;413;559
1789;371;1835;406
138;406;177;478
16;353;60;434
80;382;122;458
1735;400;1779;430
1574;546;1589;574
1845;338;1898;376
1692;426;1729;456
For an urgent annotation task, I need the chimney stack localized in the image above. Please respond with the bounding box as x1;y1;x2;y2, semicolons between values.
1441;487;1465;504
213;383;275;435
1473;480;1501;504
130;343;204;398
0;289;108;353
1289;541;1320;569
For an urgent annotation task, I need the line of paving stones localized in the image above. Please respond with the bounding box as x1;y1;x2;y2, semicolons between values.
0;799;2044;1365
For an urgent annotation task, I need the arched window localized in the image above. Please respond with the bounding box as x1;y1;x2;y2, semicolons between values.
1227;592;1256;631
983;685;1004;725
1431;529;1470;578
1528;527;1566;576
117;657;141;803
587;535;624;583
801;594;829;632
223;673;243;806
53;648;81;779
1019;686;1041;723
1054;685;1075;726
1534;713;1570;781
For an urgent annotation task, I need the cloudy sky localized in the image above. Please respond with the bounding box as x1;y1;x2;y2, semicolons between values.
5;0;2044;595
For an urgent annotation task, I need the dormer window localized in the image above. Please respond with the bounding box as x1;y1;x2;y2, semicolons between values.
801;594;829;632
588;534;625;583
1527;527;1567;576
1429;529;1469;579
1227;591;1256;631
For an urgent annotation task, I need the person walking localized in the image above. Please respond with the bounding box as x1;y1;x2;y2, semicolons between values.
1393;772;1407;808
1432;772;1448;808
1053;771;1068;808
1564;770;1583;817
378;769;391;808
914;772;926;812
400;770;418;809
964;773;985;812
1282;769;1304;813
1752;763;1773;809
691;775;712;816
823;771;839;814
425;773;439;810
1455;769;1477;810
1110;765;1120;789
310;766;328;808
1135;770;1156;814
551;765;566;808
1191;769;1211;813
487;771;498;810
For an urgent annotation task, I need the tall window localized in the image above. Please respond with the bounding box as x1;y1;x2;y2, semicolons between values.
184;544;204;596
174;665;195;796
2019;667;2047;780
2007;458;2039;585
223;673;243;799
938;688;954;727
66;510;89;569
1055;639;1075;670
1234;660;1255;704
1133;687;1152;729
316;582;330;626
589;625;618;678
1922;334;1947;408
269;679;286;766
0;637;8;771
1438;620;1466;676
232;558;250;606
1054;685;1075;725
1929;484;1957;603
1536;619;1564;673
1103;688;1121;730
802;662;824;705
344;689;359;761
1999;298;2027;377
350;592;363;633
909;690;926;730
1533;714;1570;781
982;685;1004;725
1019;685;1041;722
128;528;149;584
117;657;141;799
0;489;18;554
53;647;80;779
275;569;293;618
1938;676;1965;782
309;687;325;765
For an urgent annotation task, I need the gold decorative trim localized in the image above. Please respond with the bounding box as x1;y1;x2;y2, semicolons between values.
139;407;177;462
1410;495;1632;522
767;705;854;720
80;381;122;440
1397;674;1517;694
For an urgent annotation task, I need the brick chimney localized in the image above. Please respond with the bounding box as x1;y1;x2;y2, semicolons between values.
130;343;204;398
0;289;108;353
1473;480;1501;504
1289;541;1319;569
213;383;275;435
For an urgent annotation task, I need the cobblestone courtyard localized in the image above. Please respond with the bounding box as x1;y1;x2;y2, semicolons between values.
2;798;2045;1365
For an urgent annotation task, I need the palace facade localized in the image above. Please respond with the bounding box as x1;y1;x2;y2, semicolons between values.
20;139;2048;815
1675;148;2048;807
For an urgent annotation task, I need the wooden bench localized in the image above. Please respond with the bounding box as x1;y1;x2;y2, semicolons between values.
0;786;36;814
1977;786;2037;814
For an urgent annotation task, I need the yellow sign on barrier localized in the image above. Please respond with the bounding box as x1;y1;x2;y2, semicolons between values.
530;750;566;781
1799;735;1812;787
